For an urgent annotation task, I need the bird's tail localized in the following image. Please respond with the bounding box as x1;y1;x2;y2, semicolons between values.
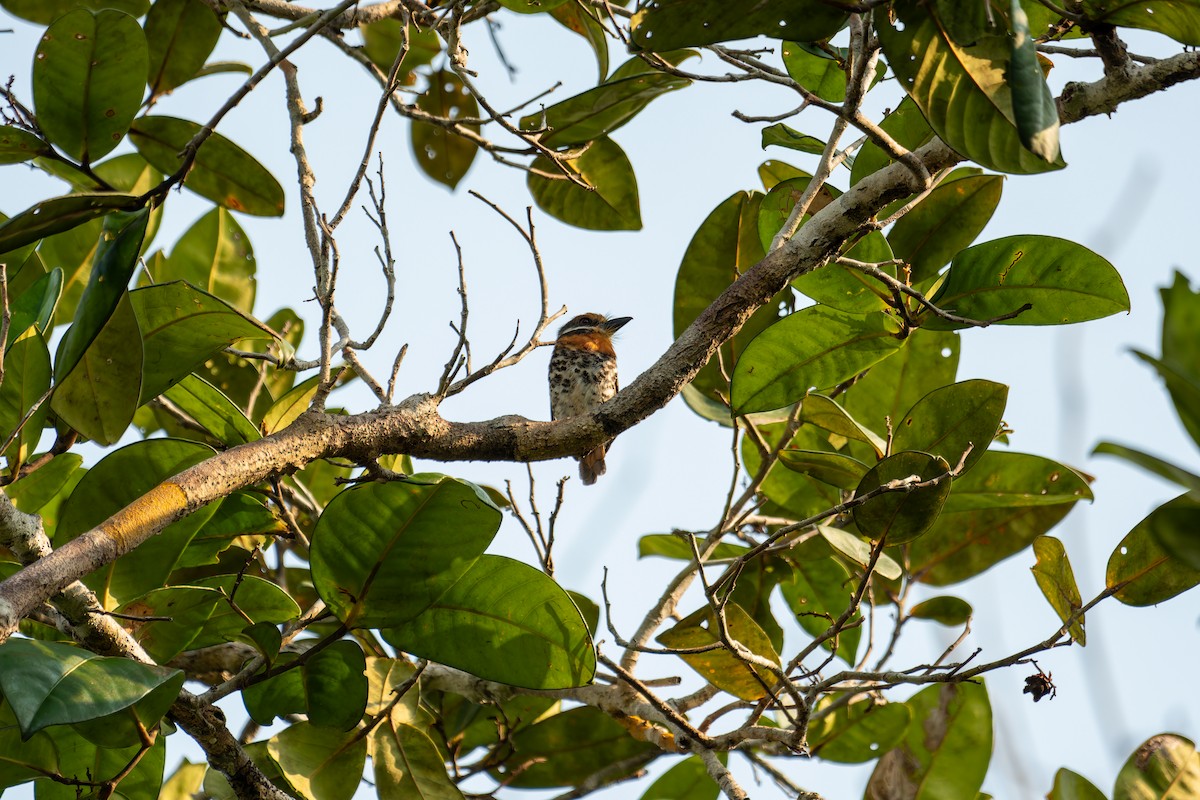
579;445;607;485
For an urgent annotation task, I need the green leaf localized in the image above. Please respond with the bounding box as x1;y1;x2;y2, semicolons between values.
0;700;58;791
5;453;83;515
674;191;777;425
372;720;465;800
498;0;569;11
1107;492;1200;605
145;0;222;97
923;235;1130;329
269;722;368;800
878;0;1065;173
887;174;1004;283
0;0;149;24
758;159;809;189
550;3;610;81
865;682;992;799
32;9;148;164
261;374;320;435
850;97;934;188
779;449;869;490
910;595;973;626
638;756;721;800
361;20;441;84
0;193;144;256
520;65;691;148
160;760;207;800
1047;767;1107;800
179;491;282;569
385;555;595;689
792;230;897;314
55;208;150;381
816;525;903;580
909;451;1092;585
0;126;49;164
411;69;479;190
130;281;275;404
757;175;841;253
528;136;641;230
243;653;305;725
629;0;845;50
203;741;294;800
1132;351;1200;451
781;42;873;103
50;291;145;445
760;123;826;155
117;576;299;663
1081;0;1200;46
798;394;887;456
843;328;960;443
853;451;953;545
40;728;165;800
162;374;261;446
731;306;905;415
147;207;256;313
779;556;861;664
638;533;749;561
1093;441;1200;491
658;604;780;701
0;638;183;737
1007;0;1060;160
1031;535;1086;644
130;116;285;216
892;379;1008;476
741;424;842;520
310;476;501;628
305;641;368;731
808;697;911;763
55;438;216;606
1112;734;1200;798
0;330;52;467
494;706;655;788
7;268;63;349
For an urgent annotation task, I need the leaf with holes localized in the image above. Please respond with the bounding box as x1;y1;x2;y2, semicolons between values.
1031;536;1085;644
1107;492;1200;605
411;69;479;190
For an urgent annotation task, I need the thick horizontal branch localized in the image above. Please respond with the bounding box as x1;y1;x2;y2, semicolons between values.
0;49;1197;641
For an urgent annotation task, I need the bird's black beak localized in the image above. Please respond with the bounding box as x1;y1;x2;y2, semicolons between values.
603;316;633;333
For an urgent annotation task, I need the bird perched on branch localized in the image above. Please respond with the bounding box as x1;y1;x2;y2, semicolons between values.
549;313;632;485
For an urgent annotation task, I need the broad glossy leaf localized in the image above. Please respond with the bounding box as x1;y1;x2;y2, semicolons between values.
39;219;104;327
203;741;295;800
0;0;148;23
757;175;840;252
792;230;896;314
411;69;479;190
304;641;368;731
637;533;749;561
161;374;260;445
923;235;1129;329
674;190;781;425
865;682;992;798
809;697;911;763
758;159;809;189
731;306;905;415
243;652;305;725
0;193;143;255
7;268;62;348
728;558;789;653
1161;270;1200;373
638;755;720;800
372;720;465;800
160;760;207;800
149;207;256;313
816;525;903;580
1082;0;1200;45
1112;734;1200;797
0;701;58;790
178;491;281;569
55;208;150;381
630;0;845;50
878;0;1064;173
130;116;285;216
261;374;320;435
0;330;51;467
520;65;691;147
849;97;934;188
50;292;144;445
799;394;887;456
528;136;641;230
1047;767;1107;800
761;123;826;155
910;595;973;625
1008;1;1060;160
0;126;49;164
658;603;780;701
385;555;595;689
1093;441;1200;491
1107;492;1200;605
892;379;1008;476
5;453;83;515
131;281;275;404
310;476;501;628
550;3;609;81
32;9;148;163
40;728;165;800
781;42;885;103
361;20;441;84
145;0;222;97
779;556;861;664
779;449;869;490
1031;536;1085;644
0;638;183;737
742;424;842;520
118;575;299;663
910;451;1092;585
55;438;216;605
495;706;655;788
888;174;1003;282
269;722;367;800
854;451;953;545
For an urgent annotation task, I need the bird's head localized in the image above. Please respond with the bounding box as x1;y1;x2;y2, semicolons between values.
556;313;633;340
